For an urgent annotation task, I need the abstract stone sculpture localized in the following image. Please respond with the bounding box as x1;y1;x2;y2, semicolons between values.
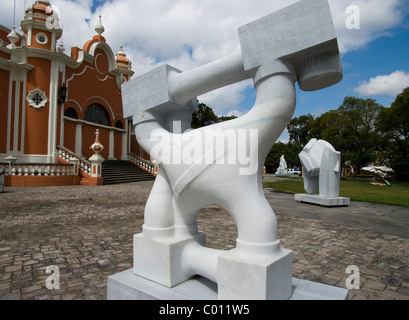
295;139;350;207
275;155;291;177
116;0;343;300
361;166;394;186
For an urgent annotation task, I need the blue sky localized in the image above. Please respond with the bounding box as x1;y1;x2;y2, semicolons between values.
2;0;409;142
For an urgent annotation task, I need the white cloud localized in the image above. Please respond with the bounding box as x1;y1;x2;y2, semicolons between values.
198;79;253;115
277;129;290;144
354;71;409;96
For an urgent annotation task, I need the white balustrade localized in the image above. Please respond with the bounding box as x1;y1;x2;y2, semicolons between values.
1;163;74;176
57;146;92;175
128;152;158;175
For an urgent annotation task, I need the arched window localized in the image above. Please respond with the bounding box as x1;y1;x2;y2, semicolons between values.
64;108;78;119
115;120;124;129
84;103;111;126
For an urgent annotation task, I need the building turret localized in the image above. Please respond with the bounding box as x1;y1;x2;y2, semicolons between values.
20;0;63;51
115;46;134;82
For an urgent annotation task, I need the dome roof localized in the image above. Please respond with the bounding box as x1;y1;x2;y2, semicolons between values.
24;0;60;28
115;46;132;70
32;0;53;15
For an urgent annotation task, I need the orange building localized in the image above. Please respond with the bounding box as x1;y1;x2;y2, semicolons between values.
0;0;156;187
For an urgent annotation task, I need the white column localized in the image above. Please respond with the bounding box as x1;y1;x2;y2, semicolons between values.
121;120;128;160
12;79;21;153
20;76;27;154
108;129;116;160
48;59;59;163
60;105;65;147
27;27;32;47
75;122;83;156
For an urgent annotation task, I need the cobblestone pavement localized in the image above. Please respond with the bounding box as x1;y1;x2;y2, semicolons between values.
0;180;408;300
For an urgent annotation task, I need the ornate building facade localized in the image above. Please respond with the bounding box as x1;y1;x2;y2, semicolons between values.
0;0;153;187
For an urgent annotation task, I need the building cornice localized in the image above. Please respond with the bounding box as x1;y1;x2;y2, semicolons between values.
21;19;63;39
63;116;126;134
0;56;34;72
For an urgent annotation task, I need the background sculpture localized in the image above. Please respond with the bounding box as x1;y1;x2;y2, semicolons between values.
361;166;394;186
275;155;289;177
110;0;344;300
295;139;350;207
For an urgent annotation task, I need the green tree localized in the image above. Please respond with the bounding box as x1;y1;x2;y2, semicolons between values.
287;113;315;147
311;97;384;179
191;103;238;128
285;113;315;167
191;103;219;129
218;115;238;123
376;87;409;163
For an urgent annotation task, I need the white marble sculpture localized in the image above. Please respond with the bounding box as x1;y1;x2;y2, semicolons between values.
116;0;343;300
295;139;350;206
361;166;394;186
275;155;290;177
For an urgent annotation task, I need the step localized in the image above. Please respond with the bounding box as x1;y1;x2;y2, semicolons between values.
101;160;156;185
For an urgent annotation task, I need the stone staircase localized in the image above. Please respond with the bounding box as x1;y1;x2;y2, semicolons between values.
102;160;156;185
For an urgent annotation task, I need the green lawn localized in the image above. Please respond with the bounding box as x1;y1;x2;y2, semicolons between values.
263;178;409;207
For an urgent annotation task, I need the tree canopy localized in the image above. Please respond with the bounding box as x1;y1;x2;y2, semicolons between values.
191;102;237;129
376;87;409;163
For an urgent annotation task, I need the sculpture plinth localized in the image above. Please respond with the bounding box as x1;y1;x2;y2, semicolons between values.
108;0;349;300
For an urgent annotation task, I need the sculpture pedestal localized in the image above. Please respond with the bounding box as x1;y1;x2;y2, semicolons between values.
295;194;350;207
107;269;349;300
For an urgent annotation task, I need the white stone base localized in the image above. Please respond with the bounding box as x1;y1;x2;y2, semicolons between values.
107;269;349;300
295;194;350;207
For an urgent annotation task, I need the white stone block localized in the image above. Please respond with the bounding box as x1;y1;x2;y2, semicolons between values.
133;233;206;288
238;0;342;89
217;248;293;300
122;64;197;127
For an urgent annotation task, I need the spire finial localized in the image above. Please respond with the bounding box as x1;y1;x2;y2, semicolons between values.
13;0;16;27
7;27;19;49
95;14;105;36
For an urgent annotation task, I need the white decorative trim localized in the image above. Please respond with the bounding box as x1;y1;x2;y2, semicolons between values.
89;42;116;72
36;32;48;45
0;154;53;163
83;96;115;120
63;116;126;133
27;89;48;110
